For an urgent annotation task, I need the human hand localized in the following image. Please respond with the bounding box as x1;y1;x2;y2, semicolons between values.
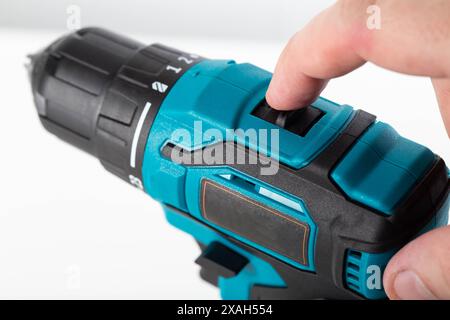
266;0;450;299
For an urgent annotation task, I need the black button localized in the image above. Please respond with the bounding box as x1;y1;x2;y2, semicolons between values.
195;242;248;279
252;100;324;137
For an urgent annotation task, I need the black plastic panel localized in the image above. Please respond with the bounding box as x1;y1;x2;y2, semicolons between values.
252;100;324;137
201;179;310;266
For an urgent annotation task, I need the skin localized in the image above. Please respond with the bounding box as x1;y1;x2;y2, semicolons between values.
266;0;450;299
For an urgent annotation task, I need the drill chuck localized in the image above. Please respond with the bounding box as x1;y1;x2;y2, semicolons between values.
30;27;202;185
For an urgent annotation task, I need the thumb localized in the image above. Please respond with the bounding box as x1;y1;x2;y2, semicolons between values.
383;225;450;300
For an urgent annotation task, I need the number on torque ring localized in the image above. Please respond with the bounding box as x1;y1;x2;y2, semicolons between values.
166;65;182;74
129;175;143;190
178;56;193;64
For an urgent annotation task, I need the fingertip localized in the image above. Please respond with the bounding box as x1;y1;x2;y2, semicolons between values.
266;75;327;111
265;81;286;110
266;66;303;111
265;83;301;111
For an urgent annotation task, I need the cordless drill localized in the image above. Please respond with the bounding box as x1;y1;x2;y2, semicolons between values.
28;27;449;300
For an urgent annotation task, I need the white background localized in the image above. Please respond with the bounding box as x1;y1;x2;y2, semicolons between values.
0;1;448;299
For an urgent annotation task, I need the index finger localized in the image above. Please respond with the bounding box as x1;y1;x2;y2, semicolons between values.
266;0;450;110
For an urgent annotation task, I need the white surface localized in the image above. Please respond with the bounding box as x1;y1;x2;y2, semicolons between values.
0;27;449;299
0;0;334;41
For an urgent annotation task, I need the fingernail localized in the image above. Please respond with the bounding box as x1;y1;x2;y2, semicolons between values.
393;270;437;300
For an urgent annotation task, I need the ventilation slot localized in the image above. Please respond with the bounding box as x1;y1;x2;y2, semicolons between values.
218;174;306;215
345;250;363;292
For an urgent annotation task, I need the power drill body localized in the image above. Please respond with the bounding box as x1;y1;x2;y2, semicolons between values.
29;28;449;300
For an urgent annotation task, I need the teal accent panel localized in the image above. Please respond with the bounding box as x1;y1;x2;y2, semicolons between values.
184;168;317;272
345;195;449;299
164;206;286;300
331;122;435;215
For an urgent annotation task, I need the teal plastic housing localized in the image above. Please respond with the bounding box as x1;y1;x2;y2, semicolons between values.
331;122;436;215
141;60;355;272
141;59;448;299
140;59;357;297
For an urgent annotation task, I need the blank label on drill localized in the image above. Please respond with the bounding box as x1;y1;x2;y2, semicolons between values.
200;179;310;266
